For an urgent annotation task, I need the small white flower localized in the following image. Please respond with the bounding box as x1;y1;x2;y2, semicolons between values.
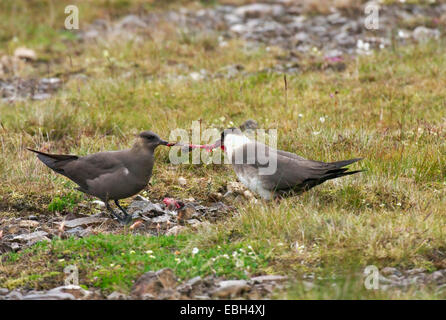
192;247;199;255
319;116;325;123
145;250;153;254
396;202;402;207
298;114;303;118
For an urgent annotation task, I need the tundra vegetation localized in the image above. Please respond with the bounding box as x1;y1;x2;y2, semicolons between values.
0;0;445;299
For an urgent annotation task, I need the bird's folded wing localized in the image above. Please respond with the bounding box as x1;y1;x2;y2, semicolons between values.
61;152;125;190
232;142;347;190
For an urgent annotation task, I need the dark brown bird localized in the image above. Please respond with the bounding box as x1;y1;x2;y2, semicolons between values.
28;131;172;224
211;128;363;200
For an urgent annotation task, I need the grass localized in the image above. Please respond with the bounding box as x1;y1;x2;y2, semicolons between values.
0;234;269;293
0;0;445;299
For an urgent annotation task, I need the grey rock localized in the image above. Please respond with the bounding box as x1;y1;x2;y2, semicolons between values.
46;285;91;299
151;214;171;224
18;220;40;228
131;268;177;299
128;198;165;216
406;268;426;275
211;280;249;298
116;15;148;29
165;225;185;236
0;288;9;295
224;13;242;25
413;26;440;42
185;276;203;287
251;275;288;283
381;267;401;276
32;93;51;100
107;291;128;300
230;24;250;34
294;32;310;43
5;290;23;300
12;231;48;243
66;226;84;235
234;4;285;19
302;280;315;290
62;217;106;229
239;119;258;131
23;292;75;300
430;270;445;283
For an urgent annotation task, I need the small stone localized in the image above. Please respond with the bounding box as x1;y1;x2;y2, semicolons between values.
91;200;105;208
131;268;177;299
178;177;187;186
5;290;23;300
208;192;223;201
12;231;48;243
61;217;106;229
116;15;147;29
186;219;202;226
107;291;128;300
177;205;195;223
189;72;205;81
234;4;285;19
129;198;165;216
211;280;250;298
151;214;171;224
47;285;91;299
185;276;202;287
239;119;258;131
227;181;245;194
406;268;425;275
251;275;288;283
430;270;445;283
14;47;37;61
381;267;400;276
413;26;440;42
302;280;315;290
0;288;9;295
165;225;185;236
19;220;40;228
23;292;75;300
243;190;254;199
65;226;85;236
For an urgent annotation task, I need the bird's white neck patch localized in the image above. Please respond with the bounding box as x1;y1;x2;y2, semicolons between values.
223;133;250;159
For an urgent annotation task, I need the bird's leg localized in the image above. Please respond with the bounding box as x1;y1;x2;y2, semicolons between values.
105;201;127;225
114;200;133;225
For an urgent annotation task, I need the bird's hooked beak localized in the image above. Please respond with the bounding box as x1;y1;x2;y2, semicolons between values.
160;139;177;147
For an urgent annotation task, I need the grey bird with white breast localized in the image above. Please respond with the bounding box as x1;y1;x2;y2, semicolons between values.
28;131;174;224
211;128;363;200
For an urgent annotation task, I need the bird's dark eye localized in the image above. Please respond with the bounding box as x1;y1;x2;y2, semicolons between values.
146;135;155;140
